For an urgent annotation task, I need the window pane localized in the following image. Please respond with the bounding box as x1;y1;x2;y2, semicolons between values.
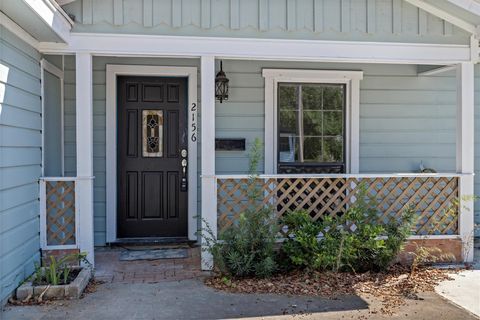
304;137;323;162
323;85;344;110
302;85;323;110
279;85;297;110
279;136;299;162
323;137;343;162
279;110;298;134
323;111;343;136
277;83;345;167
303;111;322;136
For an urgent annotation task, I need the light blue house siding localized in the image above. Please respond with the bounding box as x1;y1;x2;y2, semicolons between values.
0;26;41;303
61;57;474;245
62;0;468;44
63;56;201;245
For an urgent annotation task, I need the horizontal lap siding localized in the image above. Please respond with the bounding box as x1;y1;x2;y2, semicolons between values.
221;60;456;174
64;57;200;246
65;57;480;241
0;26;41;303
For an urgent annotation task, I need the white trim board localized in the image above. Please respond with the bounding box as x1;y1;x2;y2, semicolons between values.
262;69;363;175
38;33;472;65
106;65;198;243
21;0;73;42
41;58;65;177
0;11;39;49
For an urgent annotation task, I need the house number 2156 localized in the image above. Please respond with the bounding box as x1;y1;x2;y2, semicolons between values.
191;103;197;142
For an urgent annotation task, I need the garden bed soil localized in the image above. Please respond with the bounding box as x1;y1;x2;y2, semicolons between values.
15;267;92;303
205;265;460;315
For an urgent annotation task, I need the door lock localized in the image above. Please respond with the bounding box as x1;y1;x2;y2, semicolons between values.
181;149;187;157
181;158;188;192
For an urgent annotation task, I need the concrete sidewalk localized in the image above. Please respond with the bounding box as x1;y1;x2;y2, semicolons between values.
435;244;480;318
1;279;477;320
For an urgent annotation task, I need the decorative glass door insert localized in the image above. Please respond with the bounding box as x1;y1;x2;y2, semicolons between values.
143;110;163;157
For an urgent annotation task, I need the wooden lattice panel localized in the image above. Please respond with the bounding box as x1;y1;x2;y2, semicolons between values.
217;176;459;236
46;181;76;246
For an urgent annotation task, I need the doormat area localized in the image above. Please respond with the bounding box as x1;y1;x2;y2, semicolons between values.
119;248;189;261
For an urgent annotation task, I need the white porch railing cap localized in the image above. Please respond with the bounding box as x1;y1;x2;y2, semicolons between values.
40;176;95;181
213;172;472;179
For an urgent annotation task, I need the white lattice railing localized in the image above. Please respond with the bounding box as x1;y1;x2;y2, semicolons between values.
216;173;464;237
40;177;79;250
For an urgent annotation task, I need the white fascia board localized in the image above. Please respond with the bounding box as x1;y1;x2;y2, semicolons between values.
0;11;39;49
22;0;73;43
447;0;480;18
404;0;478;35
38;33;471;65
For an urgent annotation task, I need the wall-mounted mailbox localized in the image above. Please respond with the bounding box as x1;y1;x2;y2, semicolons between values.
215;138;246;151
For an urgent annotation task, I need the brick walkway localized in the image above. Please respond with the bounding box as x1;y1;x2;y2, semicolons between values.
94;246;208;284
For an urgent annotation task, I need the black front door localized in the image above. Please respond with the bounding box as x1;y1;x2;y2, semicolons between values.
117;76;188;238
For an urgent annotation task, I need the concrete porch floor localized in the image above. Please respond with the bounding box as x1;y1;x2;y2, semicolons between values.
94;245;208;283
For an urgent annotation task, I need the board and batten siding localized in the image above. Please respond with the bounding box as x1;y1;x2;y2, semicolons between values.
61;0;469;44
0;25;41;303
63;56;201;245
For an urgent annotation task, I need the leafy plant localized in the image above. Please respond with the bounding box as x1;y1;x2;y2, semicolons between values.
409;243;455;278
281;185;416;272
33;252;89;286
202;138;278;278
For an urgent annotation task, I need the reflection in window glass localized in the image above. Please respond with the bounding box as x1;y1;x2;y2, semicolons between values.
278;83;345;165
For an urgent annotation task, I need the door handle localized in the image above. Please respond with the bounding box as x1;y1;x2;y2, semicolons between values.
181;150;188;192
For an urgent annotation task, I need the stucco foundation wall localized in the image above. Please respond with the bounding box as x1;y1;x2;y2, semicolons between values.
0;26;41;303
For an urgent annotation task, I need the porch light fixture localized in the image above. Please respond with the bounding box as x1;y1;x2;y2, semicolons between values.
215;61;229;103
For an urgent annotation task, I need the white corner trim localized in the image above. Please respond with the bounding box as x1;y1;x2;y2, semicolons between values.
40;59;65;177
106;64;199;243
263;69;363;175
22;0;73;43
456;63;475;263
38;33;471;65
404;0;478;35
0;11;39;49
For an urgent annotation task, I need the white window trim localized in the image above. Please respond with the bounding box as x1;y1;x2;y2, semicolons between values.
105;65;198;243
41;58;65;177
262;69;363;174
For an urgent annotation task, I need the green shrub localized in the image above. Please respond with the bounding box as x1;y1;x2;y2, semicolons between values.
202;138;278;278
281;186;416;272
33;252;89;285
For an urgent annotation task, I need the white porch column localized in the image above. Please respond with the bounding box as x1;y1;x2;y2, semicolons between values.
200;56;217;270
456;62;475;263
75;53;95;266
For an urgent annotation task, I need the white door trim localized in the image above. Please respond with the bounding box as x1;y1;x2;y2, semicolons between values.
262;69;363;174
106;64;198;242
